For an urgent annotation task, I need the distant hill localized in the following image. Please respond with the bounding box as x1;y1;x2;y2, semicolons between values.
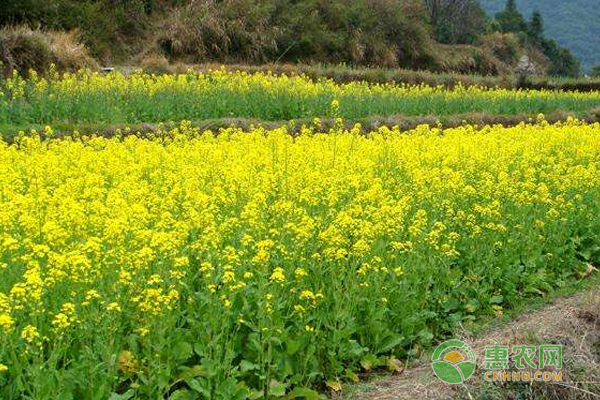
480;0;599;72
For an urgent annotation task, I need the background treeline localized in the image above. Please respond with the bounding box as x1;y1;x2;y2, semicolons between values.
480;0;599;73
0;0;583;77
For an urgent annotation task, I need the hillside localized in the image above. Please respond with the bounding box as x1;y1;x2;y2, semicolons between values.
0;0;585;77
480;0;600;72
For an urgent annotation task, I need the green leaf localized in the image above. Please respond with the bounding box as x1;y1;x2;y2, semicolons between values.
286;386;325;400
173;341;193;361
186;378;210;397
239;359;259;373
377;334;405;353
270;380;287;397
194;342;206;357
168;389;195;400
345;369;360;383
360;354;378;371
286;339;301;356
325;380;342;392
108;391;134;400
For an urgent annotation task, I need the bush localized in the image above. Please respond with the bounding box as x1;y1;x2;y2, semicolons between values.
0;0;150;62
479;32;521;66
139;53;172;74
0;26;98;77
158;0;278;63
154;0;436;69
46;30;99;72
0;26;53;76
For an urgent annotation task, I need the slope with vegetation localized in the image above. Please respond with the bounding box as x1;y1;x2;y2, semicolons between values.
0;0;583;78
480;0;600;72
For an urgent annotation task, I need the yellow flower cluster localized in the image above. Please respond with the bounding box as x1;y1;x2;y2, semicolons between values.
7;68;600;104
0;118;599;395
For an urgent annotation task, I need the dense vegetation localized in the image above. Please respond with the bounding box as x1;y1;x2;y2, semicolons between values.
0;3;598;399
1;0;435;70
1;119;599;399
481;0;600;72
0;0;582;77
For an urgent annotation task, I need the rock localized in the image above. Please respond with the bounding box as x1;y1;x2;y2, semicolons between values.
515;55;536;75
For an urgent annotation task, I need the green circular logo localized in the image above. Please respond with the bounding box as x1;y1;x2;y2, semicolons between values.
431;340;477;384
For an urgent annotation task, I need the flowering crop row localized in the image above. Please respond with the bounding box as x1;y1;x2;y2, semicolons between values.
2;69;600;126
0;120;599;399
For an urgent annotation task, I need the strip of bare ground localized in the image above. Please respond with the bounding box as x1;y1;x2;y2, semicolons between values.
3;110;600;142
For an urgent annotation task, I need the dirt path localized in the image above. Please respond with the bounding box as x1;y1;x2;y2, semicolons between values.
344;286;600;400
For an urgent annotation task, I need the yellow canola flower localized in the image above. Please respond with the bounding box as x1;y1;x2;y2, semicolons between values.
106;302;122;312
21;326;40;344
0;314;14;332
269;267;286;284
51;313;71;331
0;118;599;369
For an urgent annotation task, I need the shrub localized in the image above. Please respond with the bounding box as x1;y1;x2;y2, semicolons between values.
139;53;172;74
46;30;98;72
0;26;98;77
155;0;436;69
0;26;53;76
479;32;521;66
158;0;278;63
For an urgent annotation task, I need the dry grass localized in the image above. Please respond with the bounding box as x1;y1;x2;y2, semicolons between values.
0;26;98;77
46;30;98;72
138;53;172;74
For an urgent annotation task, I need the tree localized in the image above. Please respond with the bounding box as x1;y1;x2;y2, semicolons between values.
591;65;600;77
423;0;487;44
495;0;527;33
543;38;580;77
527;11;544;44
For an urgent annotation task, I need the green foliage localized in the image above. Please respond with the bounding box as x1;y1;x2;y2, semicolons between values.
423;0;488;45
527;11;544;45
157;0;436;69
494;0;526;33
0;0;154;61
480;0;600;72
485;1;580;77
0;0;436;69
542;39;580;78
1;117;600;399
